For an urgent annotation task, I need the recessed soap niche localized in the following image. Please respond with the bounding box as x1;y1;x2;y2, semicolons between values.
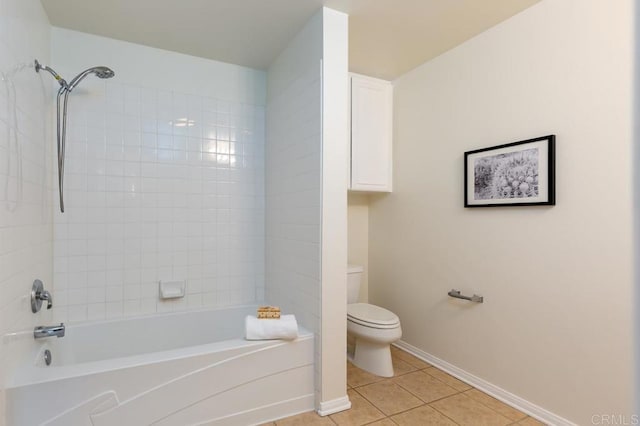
159;281;186;299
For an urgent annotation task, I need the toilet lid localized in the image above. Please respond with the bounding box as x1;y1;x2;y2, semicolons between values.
347;303;400;328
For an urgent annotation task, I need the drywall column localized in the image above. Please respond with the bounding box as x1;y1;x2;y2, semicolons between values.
319;7;349;415
266;7;349;413
634;0;640;415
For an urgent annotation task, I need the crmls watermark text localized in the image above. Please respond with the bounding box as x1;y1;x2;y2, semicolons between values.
592;414;640;425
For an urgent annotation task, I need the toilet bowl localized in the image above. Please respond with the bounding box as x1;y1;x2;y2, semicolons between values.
347;265;402;377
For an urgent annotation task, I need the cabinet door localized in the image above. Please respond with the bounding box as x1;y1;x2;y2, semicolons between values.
350;75;392;192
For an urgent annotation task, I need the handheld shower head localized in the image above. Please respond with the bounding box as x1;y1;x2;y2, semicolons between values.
34;58;115;213
67;66;115;91
94;67;115;79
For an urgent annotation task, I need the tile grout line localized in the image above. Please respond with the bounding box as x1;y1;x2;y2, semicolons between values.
346;362;430;389
388;383;466;425
360;416;398;425
426;398;466;426
347;360;446;421
350;386;395;417
392;349;536;423
350;374;464;425
396;357;518;422
351;353;524;426
327;353;535;426
332;386;388;425
460;388;527;424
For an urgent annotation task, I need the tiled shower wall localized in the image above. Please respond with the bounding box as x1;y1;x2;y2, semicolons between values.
0;0;53;335
265;69;321;332
265;10;322;404
0;0;53;421
51;29;266;323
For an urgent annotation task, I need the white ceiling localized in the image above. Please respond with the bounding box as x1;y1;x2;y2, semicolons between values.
40;0;539;80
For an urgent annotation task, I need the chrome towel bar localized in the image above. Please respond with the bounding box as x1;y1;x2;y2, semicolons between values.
448;289;483;303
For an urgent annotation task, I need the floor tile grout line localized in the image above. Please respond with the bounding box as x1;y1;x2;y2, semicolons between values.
361;415;397;425
347;358;429;388
391;367;463;402
350;384;423;418
385;351;524;424
426;389;466;404
351;376;465;424
349;360;465;419
391;375;462;405
428;393;515;426
421;367;473;392
350;386;389;415
283;353;533;426
382;398;463;426
427;402;464;426
461;388;528;423
380;402;428;419
337;388;387;422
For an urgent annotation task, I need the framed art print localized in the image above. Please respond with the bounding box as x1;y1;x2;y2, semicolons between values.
464;135;555;207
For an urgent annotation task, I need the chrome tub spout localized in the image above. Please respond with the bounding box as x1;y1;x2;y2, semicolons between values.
34;323;65;339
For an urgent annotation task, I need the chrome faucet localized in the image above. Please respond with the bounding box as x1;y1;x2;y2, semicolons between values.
31;279;53;313
34;323;65;339
37;290;53;308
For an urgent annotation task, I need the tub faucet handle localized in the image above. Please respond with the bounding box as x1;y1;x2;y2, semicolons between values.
40;290;53;309
31;279;53;313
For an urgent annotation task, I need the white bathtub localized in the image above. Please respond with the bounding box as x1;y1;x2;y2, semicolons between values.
5;305;314;426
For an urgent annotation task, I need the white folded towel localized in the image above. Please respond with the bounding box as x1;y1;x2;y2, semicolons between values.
245;314;298;341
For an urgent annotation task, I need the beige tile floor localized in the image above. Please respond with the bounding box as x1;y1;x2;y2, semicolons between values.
262;346;546;426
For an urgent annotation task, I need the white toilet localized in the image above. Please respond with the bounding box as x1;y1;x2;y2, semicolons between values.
347;264;402;377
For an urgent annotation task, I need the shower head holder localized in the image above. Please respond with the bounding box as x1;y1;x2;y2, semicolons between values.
34;59;68;89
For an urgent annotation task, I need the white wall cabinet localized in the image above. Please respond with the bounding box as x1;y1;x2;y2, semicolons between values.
349;73;393;192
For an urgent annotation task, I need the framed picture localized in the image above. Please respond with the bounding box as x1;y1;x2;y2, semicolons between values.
464;135;555;207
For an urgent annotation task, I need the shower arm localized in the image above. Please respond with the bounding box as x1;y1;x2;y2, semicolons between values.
35;60;68;89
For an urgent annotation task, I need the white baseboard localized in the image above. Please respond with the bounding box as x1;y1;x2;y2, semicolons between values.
317;396;351;416
394;341;576;426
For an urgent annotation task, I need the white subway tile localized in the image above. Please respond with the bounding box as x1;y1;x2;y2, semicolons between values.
52;78;265;320
68;305;88;322
87;286;106;304
87;303;106;320
105;301;123;318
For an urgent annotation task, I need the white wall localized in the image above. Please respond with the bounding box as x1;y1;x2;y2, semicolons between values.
0;1;53;423
266;7;349;412
347;194;369;302
635;0;640;414
369;0;634;424
50;28;266;322
319;7;349;412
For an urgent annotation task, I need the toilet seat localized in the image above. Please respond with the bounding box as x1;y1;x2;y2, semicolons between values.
347;303;400;329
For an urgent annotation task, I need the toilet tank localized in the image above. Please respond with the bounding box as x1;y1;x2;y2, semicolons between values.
347;264;364;304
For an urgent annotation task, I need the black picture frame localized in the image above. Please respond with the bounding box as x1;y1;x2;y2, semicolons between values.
464;135;555;207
